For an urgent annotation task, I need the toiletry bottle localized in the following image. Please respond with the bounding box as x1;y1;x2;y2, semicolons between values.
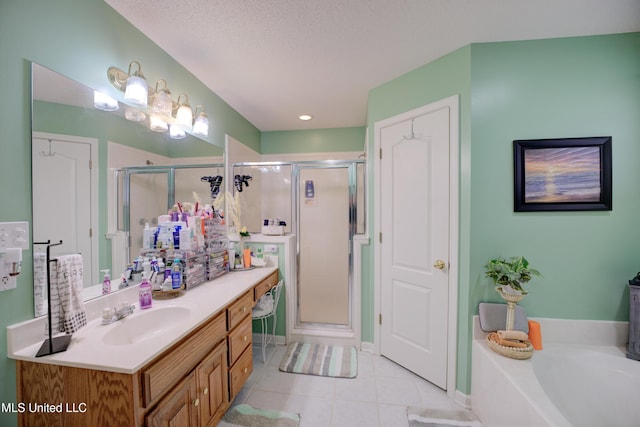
142;222;152;249
101;269;111;295
142;257;151;275
139;273;152;309
171;258;182;289
157;258;165;286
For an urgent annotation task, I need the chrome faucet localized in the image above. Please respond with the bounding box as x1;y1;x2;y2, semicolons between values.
101;303;135;325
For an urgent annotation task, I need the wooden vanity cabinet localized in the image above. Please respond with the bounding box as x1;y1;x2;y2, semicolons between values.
254;269;278;302
196;341;228;426
16;269;279;427
145;371;198;426
226;290;254;401
146;341;228;427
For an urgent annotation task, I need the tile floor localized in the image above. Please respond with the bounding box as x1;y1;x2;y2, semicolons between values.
227;344;465;427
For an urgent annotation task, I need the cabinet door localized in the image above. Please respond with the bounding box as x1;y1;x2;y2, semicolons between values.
146;372;199;427
197;342;228;427
228;346;253;401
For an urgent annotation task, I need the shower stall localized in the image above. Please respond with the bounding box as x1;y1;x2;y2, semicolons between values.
232;159;366;343
114;163;224;269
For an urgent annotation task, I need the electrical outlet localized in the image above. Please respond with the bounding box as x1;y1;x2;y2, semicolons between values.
264;244;279;254
0;222;29;251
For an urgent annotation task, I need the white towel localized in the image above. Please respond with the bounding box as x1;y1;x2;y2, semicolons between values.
33;252;48;317
54;254;87;333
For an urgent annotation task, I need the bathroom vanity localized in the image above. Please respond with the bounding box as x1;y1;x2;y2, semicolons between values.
8;267;278;426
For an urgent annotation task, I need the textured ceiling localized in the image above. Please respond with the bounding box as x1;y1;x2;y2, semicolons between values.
105;0;640;131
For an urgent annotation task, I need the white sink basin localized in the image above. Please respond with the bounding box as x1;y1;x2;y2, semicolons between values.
102;306;191;346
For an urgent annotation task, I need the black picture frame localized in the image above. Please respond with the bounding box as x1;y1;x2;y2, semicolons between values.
513;136;612;212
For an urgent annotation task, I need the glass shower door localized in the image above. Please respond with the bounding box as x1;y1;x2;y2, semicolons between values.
297;164;354;328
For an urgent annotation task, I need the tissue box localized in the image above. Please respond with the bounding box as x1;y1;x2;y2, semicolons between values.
262;225;285;236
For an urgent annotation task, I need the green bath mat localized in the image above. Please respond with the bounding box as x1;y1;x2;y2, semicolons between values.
407;406;482;427
220;404;300;427
279;342;357;378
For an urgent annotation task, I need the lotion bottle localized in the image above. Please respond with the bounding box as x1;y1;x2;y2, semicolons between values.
139;273;152;309
101;269;111;295
171;258;182;289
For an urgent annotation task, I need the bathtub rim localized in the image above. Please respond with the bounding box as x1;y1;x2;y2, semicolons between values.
471;315;630;427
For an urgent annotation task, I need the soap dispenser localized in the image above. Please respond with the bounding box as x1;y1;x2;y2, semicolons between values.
101;269;111;295
171;258;182;289
139;273;153;309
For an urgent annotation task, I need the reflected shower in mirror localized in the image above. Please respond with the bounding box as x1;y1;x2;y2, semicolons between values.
31;62;223;313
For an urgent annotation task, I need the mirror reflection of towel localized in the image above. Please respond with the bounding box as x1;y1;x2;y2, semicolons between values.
48;254;87;334
33;253;48;317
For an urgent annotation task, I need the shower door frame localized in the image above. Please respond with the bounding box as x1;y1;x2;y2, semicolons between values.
293;161;360;336
116;163;223;262
231;158;365;346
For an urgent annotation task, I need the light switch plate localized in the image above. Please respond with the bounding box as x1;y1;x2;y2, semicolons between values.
0;222;29;251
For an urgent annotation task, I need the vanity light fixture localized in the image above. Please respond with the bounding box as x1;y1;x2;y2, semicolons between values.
93;91;119;111
299;114;313;121
125;106;146;122
175;94;193;130
108;61;209;139
150;115;168;132
151;79;172;117
169;124;186;139
192;105;209;137
122;61;148;107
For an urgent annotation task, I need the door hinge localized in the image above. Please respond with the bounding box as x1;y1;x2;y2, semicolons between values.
379;148;382;159
379;313;382;325
89;159;92;170
89;228;92;238
379;232;382;243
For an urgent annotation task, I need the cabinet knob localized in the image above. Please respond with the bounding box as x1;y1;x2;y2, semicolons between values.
243;306;247;313
203;387;209;395
243;367;248;374
243;335;247;342
193;398;200;407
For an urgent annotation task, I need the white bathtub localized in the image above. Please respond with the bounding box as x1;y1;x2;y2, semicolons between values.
471;317;636;427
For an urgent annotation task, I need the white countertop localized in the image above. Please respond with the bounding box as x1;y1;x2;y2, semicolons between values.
7;267;277;374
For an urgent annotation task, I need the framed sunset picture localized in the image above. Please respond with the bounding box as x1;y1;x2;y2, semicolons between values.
513;137;612;212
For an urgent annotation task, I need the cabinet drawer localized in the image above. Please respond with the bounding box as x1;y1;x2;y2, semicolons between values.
142;312;226;407
227;290;253;331
228;346;253;400
228;314;252;365
254;270;278;303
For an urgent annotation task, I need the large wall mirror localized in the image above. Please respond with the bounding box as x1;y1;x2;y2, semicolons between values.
31;63;224;314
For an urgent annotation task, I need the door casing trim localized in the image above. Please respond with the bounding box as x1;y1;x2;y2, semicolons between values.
372;95;459;397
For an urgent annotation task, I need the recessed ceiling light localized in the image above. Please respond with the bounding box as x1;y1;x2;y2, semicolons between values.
298;114;313;121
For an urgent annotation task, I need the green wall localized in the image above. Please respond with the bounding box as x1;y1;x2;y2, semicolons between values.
366;32;640;395
366;46;473;391
469;33;640;323
0;1;258;424
261;127;366;154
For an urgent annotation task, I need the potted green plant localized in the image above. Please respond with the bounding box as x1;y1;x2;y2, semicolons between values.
484;256;542;296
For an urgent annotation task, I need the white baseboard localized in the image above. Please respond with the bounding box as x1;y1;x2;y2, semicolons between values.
252;333;286;346
454;389;472;409
360;341;376;354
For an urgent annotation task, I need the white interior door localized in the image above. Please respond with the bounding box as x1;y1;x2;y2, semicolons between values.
33;136;95;288
379;103;452;389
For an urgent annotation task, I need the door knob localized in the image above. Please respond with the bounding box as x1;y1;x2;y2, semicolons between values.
433;259;446;270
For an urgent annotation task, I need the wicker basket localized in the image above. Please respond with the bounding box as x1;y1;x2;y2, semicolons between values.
486;335;534;360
